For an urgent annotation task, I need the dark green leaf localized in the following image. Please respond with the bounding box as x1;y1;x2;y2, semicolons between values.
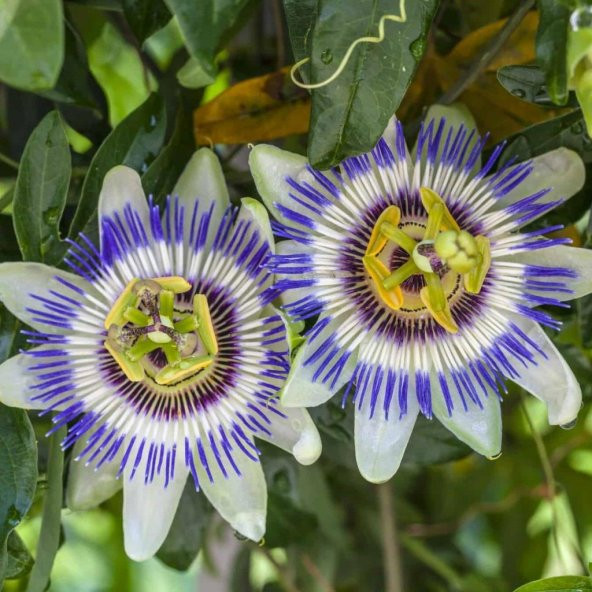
25;428;65;592
4;531;33;580
265;491;318;548
286;0;438;168
0;405;37;585
156;482;211;571
68;93;166;239
122;0;172;44
163;0;258;81
0;215;22;263
283;0;317;81
402;416;471;466
497;65;578;107
496;110;592;166
142;104;195;204
38;21;100;110
0;0;64;91
13;111;71;265
513;575;592;591
536;0;570;106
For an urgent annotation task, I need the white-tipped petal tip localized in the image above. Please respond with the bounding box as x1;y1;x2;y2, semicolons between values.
292;424;322;466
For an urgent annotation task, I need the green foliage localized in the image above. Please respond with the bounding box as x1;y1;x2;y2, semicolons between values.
514;575;592;591
283;0;438;168
2;2;592;591
536;0;571;106
13;111;70;264
69;93;166;239
0;405;37;586
0;0;64;91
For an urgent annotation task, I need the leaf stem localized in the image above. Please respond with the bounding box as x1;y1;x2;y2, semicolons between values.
0;152;19;171
439;0;535;104
377;482;404;592
26;426;66;592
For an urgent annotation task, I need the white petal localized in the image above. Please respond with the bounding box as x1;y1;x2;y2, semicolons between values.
508;314;582;426
249;144;311;222
281;316;357;408
98;165;149;250
122;463;189;561
432;375;502;458
237;197;274;252
0;262;93;333
66;438;123;511
412;103;479;164
0;353;37;409
492;148;585;222
275;239;312;307
172;148;230;234
508;245;592;301
354;390;419;483
197;447;267;542
255;407;321;465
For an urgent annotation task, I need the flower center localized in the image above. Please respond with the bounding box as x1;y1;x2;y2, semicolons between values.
363;187;491;333
103;276;217;385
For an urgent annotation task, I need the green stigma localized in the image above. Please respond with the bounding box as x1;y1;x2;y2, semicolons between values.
104;277;217;385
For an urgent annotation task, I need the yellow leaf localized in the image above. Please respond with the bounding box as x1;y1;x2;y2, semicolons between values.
194;68;310;145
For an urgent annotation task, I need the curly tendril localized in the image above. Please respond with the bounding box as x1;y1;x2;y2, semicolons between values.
289;0;407;90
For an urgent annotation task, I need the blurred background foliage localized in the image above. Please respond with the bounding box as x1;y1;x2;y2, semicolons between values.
2;0;592;591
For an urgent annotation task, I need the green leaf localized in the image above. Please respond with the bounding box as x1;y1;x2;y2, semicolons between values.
156;482;211;571
69;93;166;239
25;428;65;592
38;21;100;110
513;575;592;592
163;0;258;79
141;104;195;204
402;416;471;466
265;491;318;548
4;531;33;580
13;111;71;265
285;0;438;168
0;405;37;585
497;65;577;107
122;0;171;44
0;0;64;91
536;0;570;106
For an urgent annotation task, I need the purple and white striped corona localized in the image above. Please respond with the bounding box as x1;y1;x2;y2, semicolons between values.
250;106;592;484
0;149;320;560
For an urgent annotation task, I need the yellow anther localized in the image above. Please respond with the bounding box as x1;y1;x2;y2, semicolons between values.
104;338;145;382
380;222;417;254
464;235;491;294
363;255;403;310
366;205;401;256
155;355;213;385
104;278;139;330
153;276;192;294
435;230;479;274
159;289;174;318
419;187;460;232
420;274;458;334
194;294;218;355
123;307;151;326
383;259;420;290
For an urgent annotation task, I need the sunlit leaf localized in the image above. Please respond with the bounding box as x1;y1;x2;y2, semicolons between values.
194;68;310;145
513;575;592;591
4;532;33;580
0;0;64;91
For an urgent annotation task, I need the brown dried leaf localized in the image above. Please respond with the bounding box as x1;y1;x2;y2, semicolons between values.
193;68;310;145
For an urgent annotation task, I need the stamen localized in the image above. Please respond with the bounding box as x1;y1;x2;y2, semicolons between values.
103;277;217;383
363;188;492;334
